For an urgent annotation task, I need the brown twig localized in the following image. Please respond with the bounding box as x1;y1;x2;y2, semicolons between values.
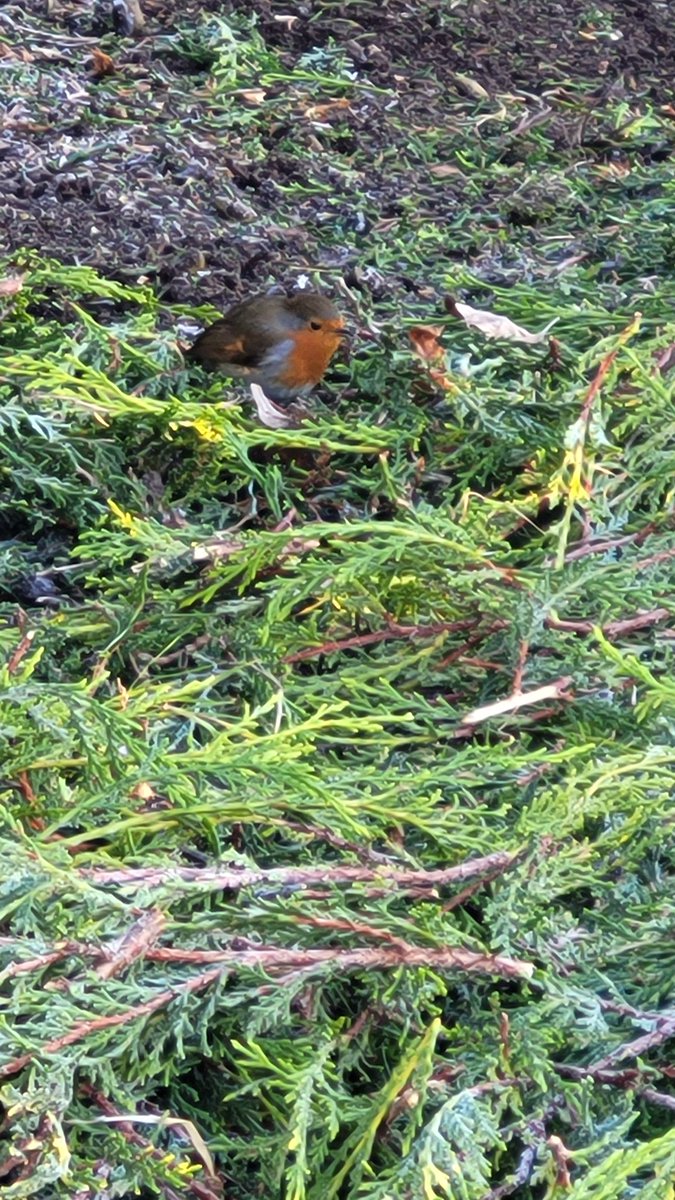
7;629;36;675
442;857;521;912
589;1015;675;1072
0;966;224;1079
0;941;81;980
96;908;166;980
481;1143;539;1200
283;618;478;663
545;608;671;638
288;914;419;952
435;620;509;670
140;943;533;980
581;335;625;424
0;943;532;1079
79;1083;223;1200
79;851;519;892
13;769;44;831
547;1135;573;1189
512;639;529;694
555;1063;675;1111
558;530;653;564
275;819;394;864
596;996;671;1023
516;743;564;788
634;545;675;573
550;517;675;566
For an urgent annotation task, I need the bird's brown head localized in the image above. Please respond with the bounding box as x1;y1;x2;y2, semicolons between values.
282;293;345;343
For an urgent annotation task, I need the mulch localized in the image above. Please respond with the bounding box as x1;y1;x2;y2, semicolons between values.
1;0;673;308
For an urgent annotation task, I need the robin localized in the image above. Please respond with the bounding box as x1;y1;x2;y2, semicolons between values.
185;292;346;405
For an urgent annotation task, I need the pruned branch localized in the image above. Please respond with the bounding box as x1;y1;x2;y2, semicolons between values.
0;941;532;1079
79;850;520;893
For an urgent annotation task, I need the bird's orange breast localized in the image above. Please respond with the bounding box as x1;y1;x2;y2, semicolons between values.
277;328;342;389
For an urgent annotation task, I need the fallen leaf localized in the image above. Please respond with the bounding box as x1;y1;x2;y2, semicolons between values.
193;539;244;563
107;337;122;373
409;325;446;364
428;164;463;178
237;88;267;105
0;43;34;61
653;342;675;376
130;781;155;802
445;296;558;343
250;383;304;428
453;72;490;99
0;275;24;296
91;47;115;76
304;98;352;121
408;326;457;392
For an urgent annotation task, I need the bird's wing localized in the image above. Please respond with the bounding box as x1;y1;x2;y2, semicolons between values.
185;321;257;369
186;298;279;370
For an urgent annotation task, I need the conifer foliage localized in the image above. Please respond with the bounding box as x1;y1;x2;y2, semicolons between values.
1;6;675;1197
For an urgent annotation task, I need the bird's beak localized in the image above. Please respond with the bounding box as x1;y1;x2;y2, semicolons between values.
338;322;356;342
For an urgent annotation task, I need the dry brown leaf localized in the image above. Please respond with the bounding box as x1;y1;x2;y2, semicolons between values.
130;781;155;802
304;98;352;121
193;538;244;564
445;296;558;343
237;88;267;105
428;164;463;178
0;275;24;297
408;326;456;392
409;325;446;364
278;537;321;558
0;43;34;62
107;337;123;373
594;161;630;179
91;47;115;76
653;343;675;376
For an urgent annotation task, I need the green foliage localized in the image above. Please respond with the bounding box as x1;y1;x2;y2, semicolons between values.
2;4;675;1198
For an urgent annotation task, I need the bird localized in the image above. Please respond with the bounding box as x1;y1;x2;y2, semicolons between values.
185;291;346;405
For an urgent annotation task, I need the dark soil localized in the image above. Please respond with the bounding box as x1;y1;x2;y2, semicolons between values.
2;0;674;311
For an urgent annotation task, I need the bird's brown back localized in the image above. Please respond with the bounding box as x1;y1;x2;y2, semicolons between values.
185;297;280;372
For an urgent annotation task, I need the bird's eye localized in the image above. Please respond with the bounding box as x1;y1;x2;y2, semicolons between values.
310;320;322;331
